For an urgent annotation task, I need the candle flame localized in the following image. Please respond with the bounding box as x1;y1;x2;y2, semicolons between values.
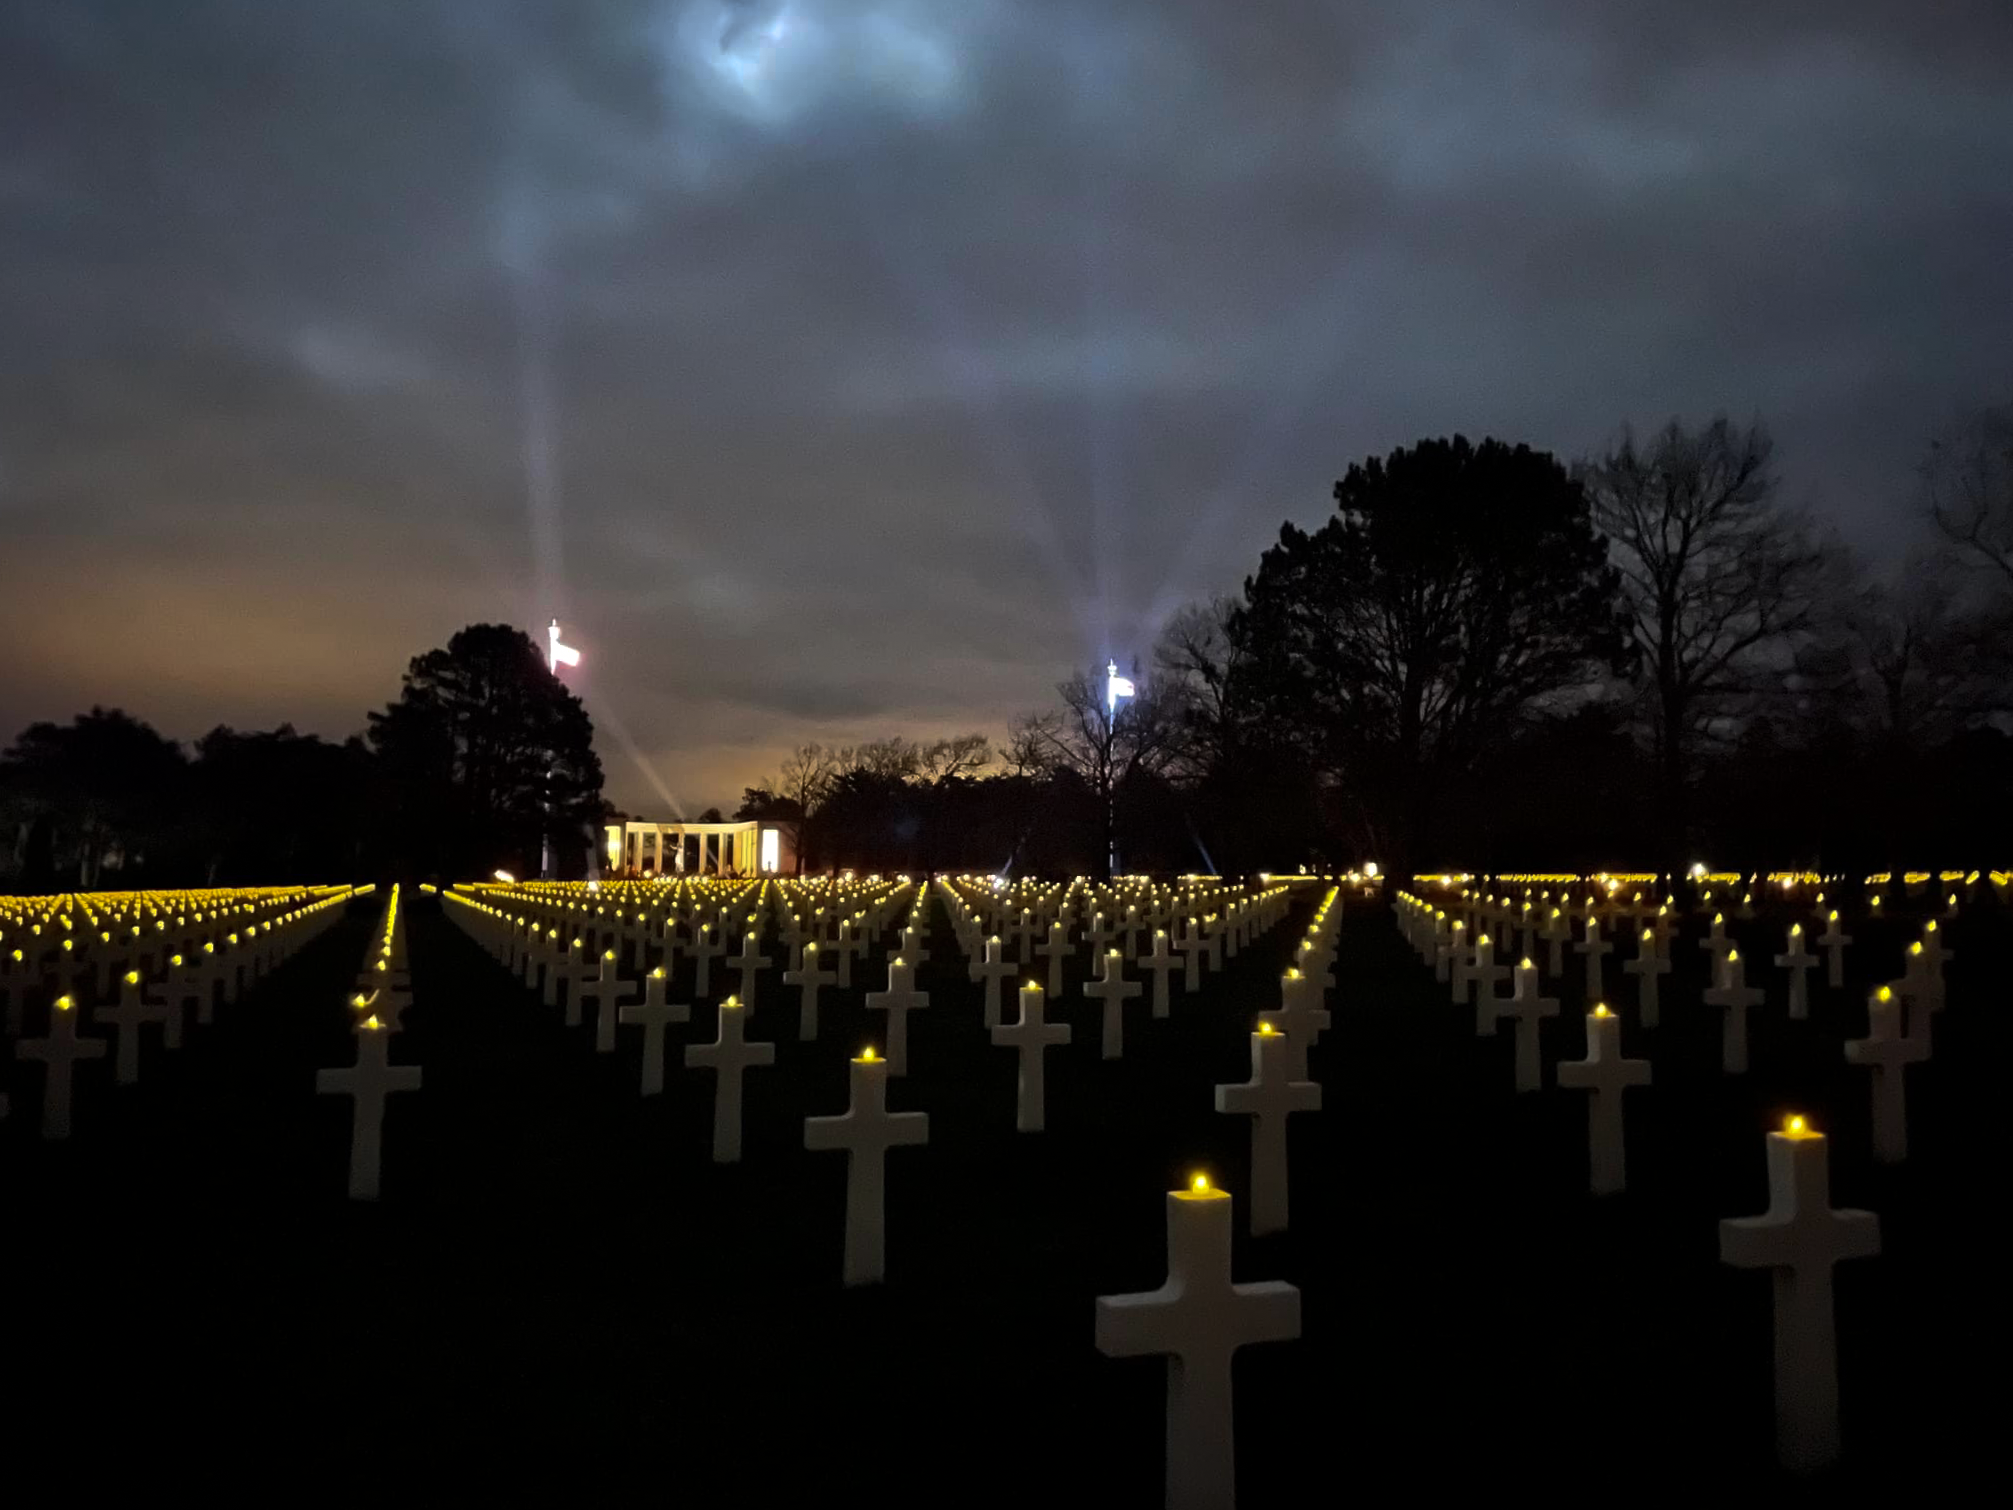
1191;1174;1209;1193
1593;1003;1611;1018
364;1015;381;1030
1784;1114;1815;1138
860;1045;877;1062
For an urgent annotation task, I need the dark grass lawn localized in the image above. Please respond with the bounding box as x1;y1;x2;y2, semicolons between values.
3;883;1996;1499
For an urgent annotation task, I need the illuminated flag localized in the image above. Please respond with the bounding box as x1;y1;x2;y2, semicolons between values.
548;619;580;671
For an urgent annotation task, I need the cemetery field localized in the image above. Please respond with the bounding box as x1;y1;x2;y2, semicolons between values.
4;881;1998;1498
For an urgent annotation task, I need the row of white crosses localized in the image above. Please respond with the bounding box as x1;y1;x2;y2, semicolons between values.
445;879;938;1284
2;884;356;1039
316;884;421;1200
1090;886;1338;1510
3;884;361;1139
1396;877;1970;1472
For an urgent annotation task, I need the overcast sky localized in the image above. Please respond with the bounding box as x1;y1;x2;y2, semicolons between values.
4;1;2009;813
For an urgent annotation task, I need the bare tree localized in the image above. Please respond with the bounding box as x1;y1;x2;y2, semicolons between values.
1924;403;2013;587
1579;416;1833;854
916;733;992;782
767;741;840;874
1153;597;1248;777
1016;663;1187;877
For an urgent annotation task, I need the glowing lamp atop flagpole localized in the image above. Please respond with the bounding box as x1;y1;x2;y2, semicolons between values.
1106;659;1135;717
548;619;580;673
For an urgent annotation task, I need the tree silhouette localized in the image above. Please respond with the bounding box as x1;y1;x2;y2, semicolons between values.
0;707;187;889
368;623;603;880
1233;435;1625;870
1578;417;1832;860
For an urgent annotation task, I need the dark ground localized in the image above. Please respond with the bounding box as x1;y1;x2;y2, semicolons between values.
3;883;1998;1499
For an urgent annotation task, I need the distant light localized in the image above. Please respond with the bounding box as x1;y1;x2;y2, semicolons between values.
1688;862;1707;879
1363;861;1380;878
494;869;515;884
548;618;580;671
1106;659;1135;716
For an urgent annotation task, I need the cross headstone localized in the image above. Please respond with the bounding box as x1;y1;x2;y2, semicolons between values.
1083;949;1143;1060
685;997;774;1163
968;935;1016;1030
1844;986;1926;1163
1705;948;1766;1076
1139;929;1179;1018
1775;924;1818;1021
865;959;930;1076
1622;927;1670;1028
1573;914;1612;1001
619;966;691;1096
16;993;107;1139
1095;1179;1301;1510
316;1017;421;1200
1719;1117;1880;1472
99;971;171;1085
1176;918;1209;993
804;1048;929;1285
730;927;771;1011
1493;962;1558;1093
690;922;725;998
991;982;1070;1132
1817;910;1852;990
1214;1026;1321;1235
782;941;837;1042
1037;921;1072;999
1555;1004;1651;1194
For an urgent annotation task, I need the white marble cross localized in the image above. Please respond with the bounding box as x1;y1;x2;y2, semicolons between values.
1177;917;1210;992
1214;1026;1320;1235
1555;1005;1650;1194
1719;1118;1880;1472
316;1017;421;1200
1705;948;1766;1076
1817;910;1852;989
619;966;690;1096
782;941;837;1041
1264;971;1330;1079
1621;927;1670;1028
100;970;171;1085
968;935;1016;1030
991;982;1070;1132
1095;1180;1300;1510
1493;961;1557;1093
730;927;771;1011
1083;949;1143;1059
1452;928;1502;1006
17;993;107;1139
1139;929;1179;1018
804;1048;929;1285
1775;924;1818;1021
865;958;930;1076
577;949;625;1053
690;922;725;998
1573;914;1612;1001
1844;986;1926;1163
1037;920;1072;998
1539;909;1570;977
685;997;774;1162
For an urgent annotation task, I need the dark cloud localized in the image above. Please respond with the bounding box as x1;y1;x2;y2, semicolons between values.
4;1;2009;810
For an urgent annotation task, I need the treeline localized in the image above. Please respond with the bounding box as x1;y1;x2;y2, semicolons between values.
9;409;2011;887
745;409;2013;877
1;625;602;890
